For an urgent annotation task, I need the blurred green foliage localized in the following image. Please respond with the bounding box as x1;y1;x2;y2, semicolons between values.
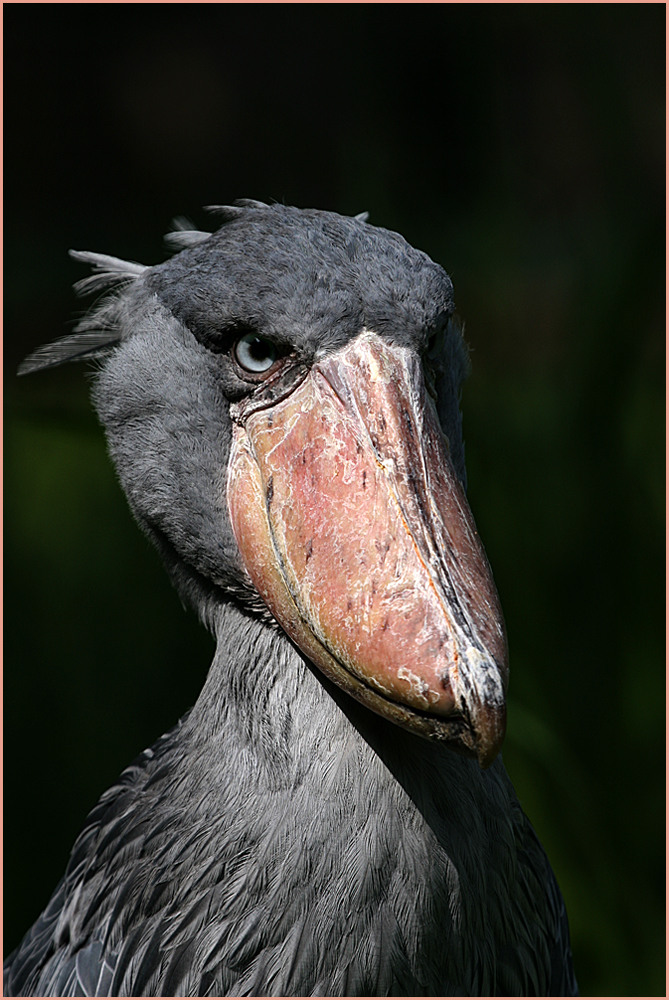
4;6;664;995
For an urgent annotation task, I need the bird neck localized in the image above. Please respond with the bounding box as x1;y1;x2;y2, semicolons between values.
183;601;363;787
181;600;492;825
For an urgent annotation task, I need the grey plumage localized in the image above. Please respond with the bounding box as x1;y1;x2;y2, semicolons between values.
5;203;577;997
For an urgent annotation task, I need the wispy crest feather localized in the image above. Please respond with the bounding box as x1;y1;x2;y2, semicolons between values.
164;218;212;251
70;251;146;297
18;251;146;376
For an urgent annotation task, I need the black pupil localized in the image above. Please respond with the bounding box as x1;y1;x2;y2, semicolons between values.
249;336;270;361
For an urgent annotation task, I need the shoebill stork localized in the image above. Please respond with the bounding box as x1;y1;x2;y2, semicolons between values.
5;202;577;997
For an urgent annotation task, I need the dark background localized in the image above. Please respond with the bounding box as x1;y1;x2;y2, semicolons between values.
4;6;664;996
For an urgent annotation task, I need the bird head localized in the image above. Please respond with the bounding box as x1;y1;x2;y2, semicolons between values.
20;202;508;767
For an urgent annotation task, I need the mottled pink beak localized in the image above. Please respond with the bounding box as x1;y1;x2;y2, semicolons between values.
227;330;508;767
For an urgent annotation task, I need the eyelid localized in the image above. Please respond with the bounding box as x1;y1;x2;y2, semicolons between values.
196;322;257;355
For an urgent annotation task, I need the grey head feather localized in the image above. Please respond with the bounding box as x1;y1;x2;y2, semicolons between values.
163;230;213;251
18;251;146;376
204;199;270;218
169;216;196;232
232;198;269;209
164;217;213;251
69;250;146;296
203;205;245;221
17;330;124;376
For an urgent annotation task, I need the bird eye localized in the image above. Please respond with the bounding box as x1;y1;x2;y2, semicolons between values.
234;333;278;375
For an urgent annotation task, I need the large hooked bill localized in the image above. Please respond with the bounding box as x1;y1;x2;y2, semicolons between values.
227;329;508;767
